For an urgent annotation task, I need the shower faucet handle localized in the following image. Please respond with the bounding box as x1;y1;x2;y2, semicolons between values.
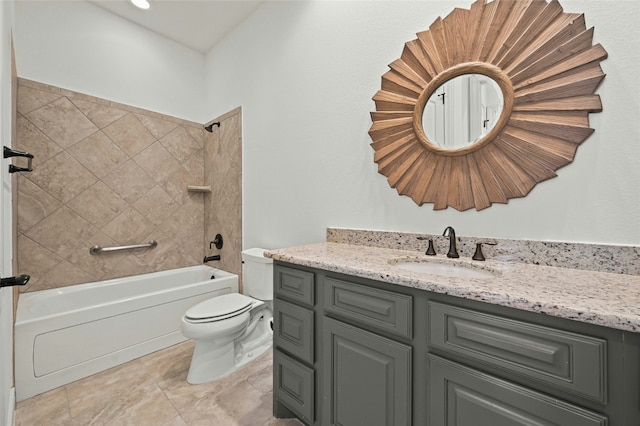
209;234;223;250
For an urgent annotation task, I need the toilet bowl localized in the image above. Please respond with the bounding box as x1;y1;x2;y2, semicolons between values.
181;248;273;384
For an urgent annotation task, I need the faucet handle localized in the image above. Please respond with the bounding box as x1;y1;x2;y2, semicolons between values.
425;239;436;256
472;240;497;261
417;237;437;256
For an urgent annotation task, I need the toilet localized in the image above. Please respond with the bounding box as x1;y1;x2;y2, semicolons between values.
181;248;273;384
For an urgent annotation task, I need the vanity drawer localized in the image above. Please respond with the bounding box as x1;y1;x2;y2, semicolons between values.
274;298;314;364
274;265;314;307
323;276;413;339
274;350;315;424
428;301;606;402
427;355;607;426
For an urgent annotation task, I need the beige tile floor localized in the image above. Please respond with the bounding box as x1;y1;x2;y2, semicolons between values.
15;341;302;426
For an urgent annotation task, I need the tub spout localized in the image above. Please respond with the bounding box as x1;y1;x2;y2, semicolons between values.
203;255;221;263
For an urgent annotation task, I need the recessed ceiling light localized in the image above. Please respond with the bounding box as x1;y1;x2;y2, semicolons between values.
131;0;150;10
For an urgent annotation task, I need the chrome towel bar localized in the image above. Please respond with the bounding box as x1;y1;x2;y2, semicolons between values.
89;240;157;255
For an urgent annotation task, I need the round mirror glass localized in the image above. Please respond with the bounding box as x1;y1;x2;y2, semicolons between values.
422;74;504;149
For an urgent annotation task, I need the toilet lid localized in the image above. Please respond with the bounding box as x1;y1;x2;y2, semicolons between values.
185;293;254;322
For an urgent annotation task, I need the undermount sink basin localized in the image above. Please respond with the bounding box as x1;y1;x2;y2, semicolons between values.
392;260;498;279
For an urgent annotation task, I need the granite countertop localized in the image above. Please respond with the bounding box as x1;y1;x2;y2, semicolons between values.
266;242;640;333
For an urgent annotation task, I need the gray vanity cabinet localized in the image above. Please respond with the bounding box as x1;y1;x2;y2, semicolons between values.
272;261;640;426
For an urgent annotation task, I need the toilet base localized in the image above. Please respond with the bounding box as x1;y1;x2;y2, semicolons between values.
187;339;235;384
186;311;273;385
234;319;273;370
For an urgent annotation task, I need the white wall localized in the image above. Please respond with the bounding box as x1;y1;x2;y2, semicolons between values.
0;1;15;423
203;0;640;249
13;0;205;122
11;1;640;249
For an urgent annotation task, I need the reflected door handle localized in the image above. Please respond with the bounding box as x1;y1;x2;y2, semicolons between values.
0;274;30;288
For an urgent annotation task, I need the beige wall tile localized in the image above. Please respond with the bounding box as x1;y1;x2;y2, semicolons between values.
16;85;62;115
27;151;97;203
160;126;202;164
67;130;128;178
102;208;155;246
26;97;98;148
136;237;195;271
67;181;129;227
15;114;62;163
204;109;242;279
100;256;155;280
16;235;63;290
136;113;179;139
162;207;200;242
134;185;179;226
134;141;182;183
16;176;61;233
70;98;128;129
186;125;204;142
25;206;95;259
37;260;95;291
182;193;205;223
161;163;202;206
103;113;157;157
102;159;157;204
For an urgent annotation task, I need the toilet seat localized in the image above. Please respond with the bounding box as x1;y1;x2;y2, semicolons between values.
185;293;254;323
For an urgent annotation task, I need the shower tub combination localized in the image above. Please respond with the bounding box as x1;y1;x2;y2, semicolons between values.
14;265;237;401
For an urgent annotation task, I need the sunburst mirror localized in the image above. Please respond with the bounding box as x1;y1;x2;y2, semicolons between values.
369;0;607;211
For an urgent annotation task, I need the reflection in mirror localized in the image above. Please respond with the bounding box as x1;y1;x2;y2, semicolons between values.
422;74;503;149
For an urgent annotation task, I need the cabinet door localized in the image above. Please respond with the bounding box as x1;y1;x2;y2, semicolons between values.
323;317;412;426
274;350;315;424
274;298;314;364
427;355;607;426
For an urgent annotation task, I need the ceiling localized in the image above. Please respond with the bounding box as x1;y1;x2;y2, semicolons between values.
89;0;265;53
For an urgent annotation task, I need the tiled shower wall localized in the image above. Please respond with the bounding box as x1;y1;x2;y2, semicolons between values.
204;108;242;283
15;79;206;293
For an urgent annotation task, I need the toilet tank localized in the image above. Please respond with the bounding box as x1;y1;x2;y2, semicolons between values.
241;248;273;300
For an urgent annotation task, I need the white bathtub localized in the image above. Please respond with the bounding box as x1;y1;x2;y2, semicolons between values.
14;265;237;401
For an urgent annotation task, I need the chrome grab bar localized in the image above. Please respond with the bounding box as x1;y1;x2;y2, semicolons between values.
89;240;157;255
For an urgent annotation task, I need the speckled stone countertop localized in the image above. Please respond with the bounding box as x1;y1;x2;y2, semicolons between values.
266;241;640;333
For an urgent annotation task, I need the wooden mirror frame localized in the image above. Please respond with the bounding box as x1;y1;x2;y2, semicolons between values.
369;0;607;211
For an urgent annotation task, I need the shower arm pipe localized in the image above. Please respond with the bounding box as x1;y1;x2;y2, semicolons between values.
89;240;157;255
204;122;220;132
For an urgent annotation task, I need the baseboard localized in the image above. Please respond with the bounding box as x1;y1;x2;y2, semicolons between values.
4;386;15;426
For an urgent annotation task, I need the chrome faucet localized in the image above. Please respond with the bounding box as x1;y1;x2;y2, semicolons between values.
443;226;459;258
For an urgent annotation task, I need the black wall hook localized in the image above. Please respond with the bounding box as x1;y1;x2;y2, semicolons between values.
4;146;34;173
1;274;30;288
